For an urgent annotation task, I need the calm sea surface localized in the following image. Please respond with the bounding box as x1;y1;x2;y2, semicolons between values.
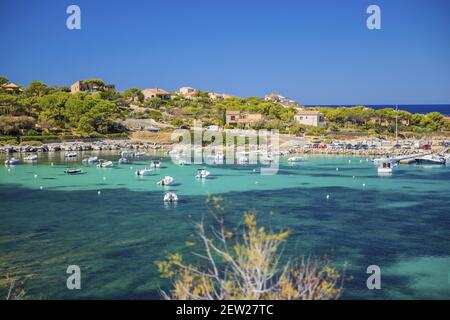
0;151;449;299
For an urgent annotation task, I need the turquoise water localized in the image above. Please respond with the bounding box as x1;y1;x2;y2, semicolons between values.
0;151;449;299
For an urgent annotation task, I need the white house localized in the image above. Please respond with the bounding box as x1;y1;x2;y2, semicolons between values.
294;110;326;127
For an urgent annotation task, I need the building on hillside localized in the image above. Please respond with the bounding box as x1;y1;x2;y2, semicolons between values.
209;92;234;100
70;80;115;94
142;88;171;100
225;110;264;127
178;87;198;98
264;93;299;107
0;82;23;93
294;110;326;127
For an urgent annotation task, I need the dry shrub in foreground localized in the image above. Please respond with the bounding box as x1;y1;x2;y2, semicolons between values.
157;196;346;300
2;274;27;300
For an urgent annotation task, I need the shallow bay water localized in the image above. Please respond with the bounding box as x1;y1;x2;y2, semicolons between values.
0;151;449;299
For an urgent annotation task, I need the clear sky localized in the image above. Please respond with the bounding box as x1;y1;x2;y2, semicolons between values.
1;0;449;104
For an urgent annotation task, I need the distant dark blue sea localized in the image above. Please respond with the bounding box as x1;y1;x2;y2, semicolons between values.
305;105;450;116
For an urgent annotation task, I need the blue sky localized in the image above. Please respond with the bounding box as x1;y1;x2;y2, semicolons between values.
1;0;449;104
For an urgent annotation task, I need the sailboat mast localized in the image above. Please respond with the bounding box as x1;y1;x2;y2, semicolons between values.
395;105;398;145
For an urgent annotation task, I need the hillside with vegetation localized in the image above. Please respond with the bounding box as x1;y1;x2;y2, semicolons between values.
1;75;449;145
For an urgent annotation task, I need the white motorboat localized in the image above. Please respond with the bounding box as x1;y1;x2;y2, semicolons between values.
97;160;114;168
135;152;146;157
157;176;174;186
24;154;38;161
119;150;135;157
135;168;153;176
196;169;210;179
373;157;390;165
65;152;78;158
118;157;129;164
164;192;178;202
288;156;303;162
415;154;445;165
377;160;393;174
237;156;248;164
82;156;98;164
4;158;20;165
151;160;161;168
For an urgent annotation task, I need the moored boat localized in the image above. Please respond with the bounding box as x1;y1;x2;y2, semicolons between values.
65;152;78;158
196;169;210;179
135;168;153;176
64;168;83;175
24;154;38;161
151;160;161;168
415;154;445;165
378;160;393;174
288;156;303;162
157;176;174;186
82;156;99;164
119;150;135;157
135;152;146;157
164;192;178;202
97;160;114;168
4;158;20;165
118;157;129;164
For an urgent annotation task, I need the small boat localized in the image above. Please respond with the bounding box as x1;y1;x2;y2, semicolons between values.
415;154;445;165
118;157;129;164
164;192;178;202
237;155;249;164
4;158;20;165
64;168;83;175
119;151;135;157
65;152;78;158
24;154;38;161
288;156;303;162
135;168;153;176
373;157;390;165
151;160;161;168
157;176;174;186
97;160;114;168
135;152;146;157
377;160;393;174
82;156;98;164
196;169;210;179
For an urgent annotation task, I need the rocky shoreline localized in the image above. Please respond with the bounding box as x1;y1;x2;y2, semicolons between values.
0;141;171;154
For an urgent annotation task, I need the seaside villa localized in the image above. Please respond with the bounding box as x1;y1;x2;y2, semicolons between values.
294;110;326;127
225;110;264;127
0;82;23;93
71;80;115;94
178;87;198;98
142;88;171;100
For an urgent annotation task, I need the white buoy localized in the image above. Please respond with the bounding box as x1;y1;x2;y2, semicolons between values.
34;174;38;179
362;183;366;187
103;176;106;180
51;162;54;166
326;194;330;200
336;168;339;171
352;176;355;179
348;160;351;163
39;186;43;190
97;190;101;196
